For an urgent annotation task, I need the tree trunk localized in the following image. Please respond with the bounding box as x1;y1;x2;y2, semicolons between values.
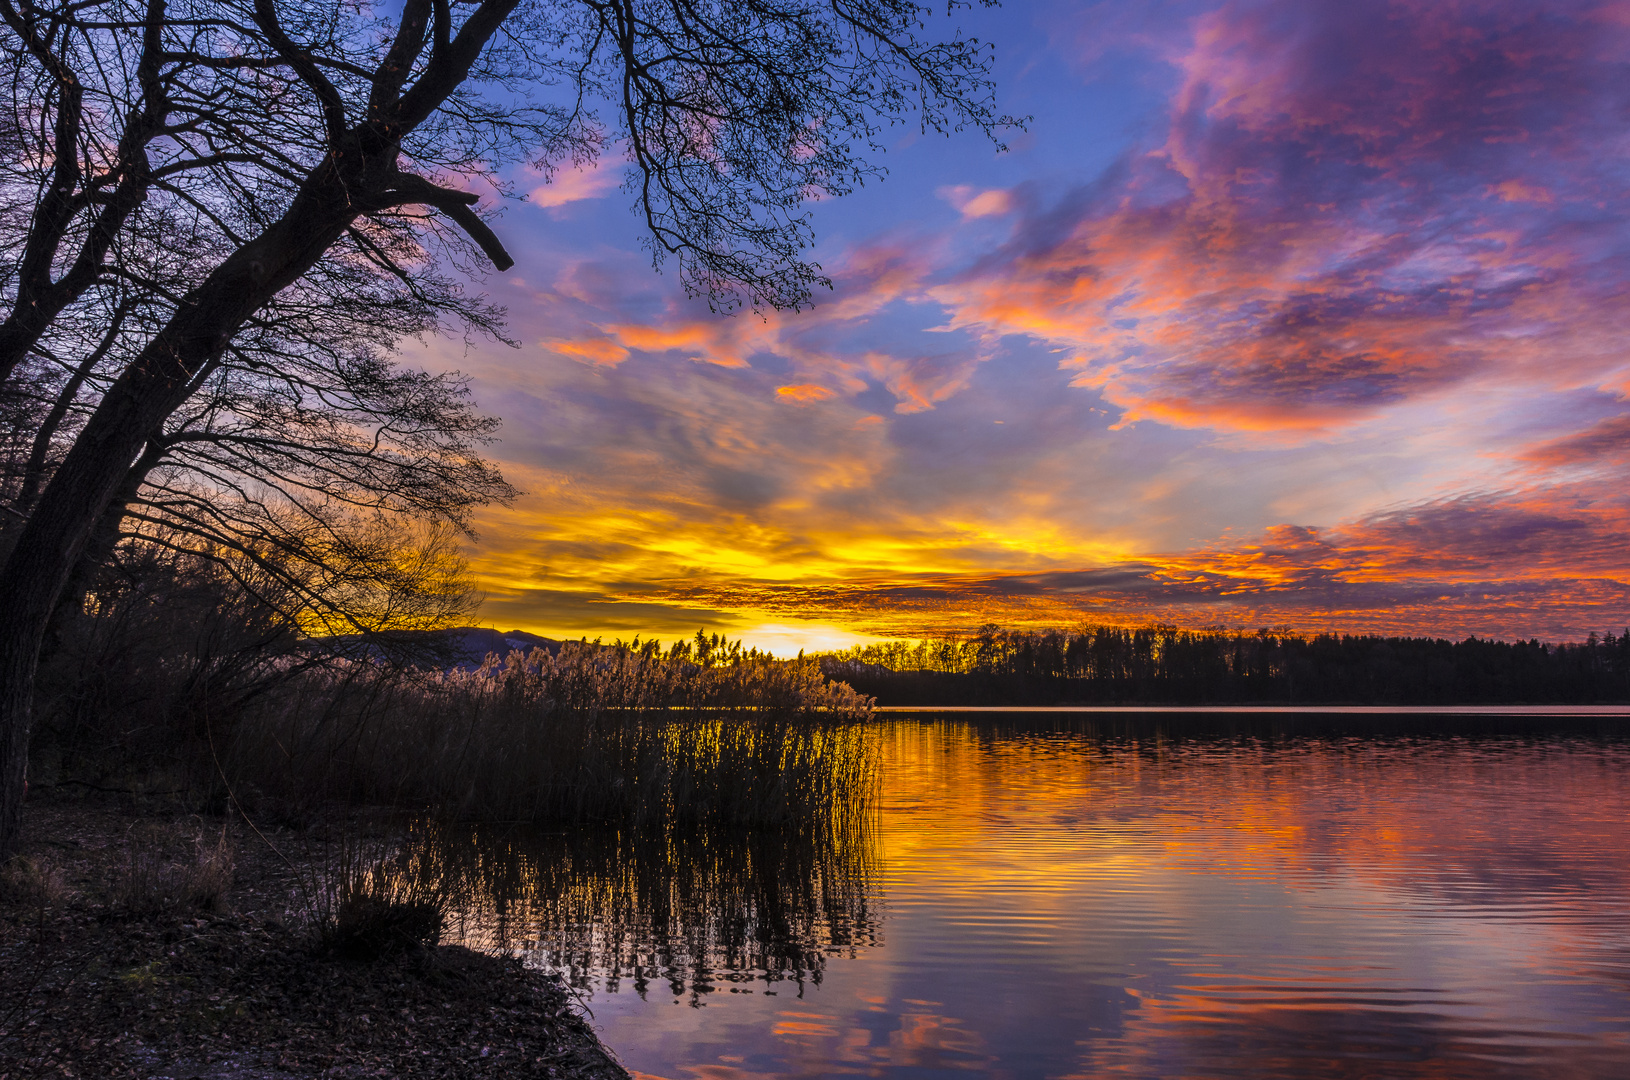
0;349;209;851
0;159;367;855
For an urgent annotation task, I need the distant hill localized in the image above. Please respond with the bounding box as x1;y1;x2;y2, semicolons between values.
318;626;562;670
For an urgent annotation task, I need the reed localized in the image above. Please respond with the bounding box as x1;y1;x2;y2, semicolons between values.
228;641;877;828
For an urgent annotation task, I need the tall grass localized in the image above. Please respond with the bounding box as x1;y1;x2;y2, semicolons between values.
229;640;877;828
307;828;453;958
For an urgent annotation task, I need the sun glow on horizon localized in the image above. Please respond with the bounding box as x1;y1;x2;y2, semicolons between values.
444;0;1630;647
732;622;891;658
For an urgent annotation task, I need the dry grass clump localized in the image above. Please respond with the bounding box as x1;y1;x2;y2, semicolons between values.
231;640;878;827
0;854;67;907
110;823;236;914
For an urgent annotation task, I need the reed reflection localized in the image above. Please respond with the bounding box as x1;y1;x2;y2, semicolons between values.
437;816;882;1004
411;718;1630;1080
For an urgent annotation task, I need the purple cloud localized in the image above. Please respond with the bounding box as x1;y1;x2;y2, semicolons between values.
941;0;1630;433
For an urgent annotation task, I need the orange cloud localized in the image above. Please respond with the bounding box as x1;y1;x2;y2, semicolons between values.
775;384;837;404
608;481;1630;642
603;321;757;368
553;337;630;366
542;239;981;411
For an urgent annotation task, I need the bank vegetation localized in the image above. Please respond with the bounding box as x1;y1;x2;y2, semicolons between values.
31;543;876;831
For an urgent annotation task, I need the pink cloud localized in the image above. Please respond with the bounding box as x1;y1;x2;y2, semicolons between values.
859;350;983;414
528;158;622;210
1520;415;1630;468
939;185;1016;219
937;0;1630;436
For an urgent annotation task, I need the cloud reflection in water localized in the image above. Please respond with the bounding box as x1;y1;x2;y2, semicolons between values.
442;719;1630;1079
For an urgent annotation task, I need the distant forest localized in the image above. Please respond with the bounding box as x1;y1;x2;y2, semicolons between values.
816;626;1630;705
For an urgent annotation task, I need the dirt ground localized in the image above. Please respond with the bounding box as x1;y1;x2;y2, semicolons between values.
0;796;630;1080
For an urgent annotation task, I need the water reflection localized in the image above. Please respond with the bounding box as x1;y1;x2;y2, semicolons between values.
869;720;1630;1080
440;820;880;1003
443;717;1630;1079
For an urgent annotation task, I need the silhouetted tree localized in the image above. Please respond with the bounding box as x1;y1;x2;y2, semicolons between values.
0;0;1011;854
821;625;1630;705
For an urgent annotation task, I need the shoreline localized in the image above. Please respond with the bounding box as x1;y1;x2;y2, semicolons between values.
872;703;1630;715
0;798;630;1080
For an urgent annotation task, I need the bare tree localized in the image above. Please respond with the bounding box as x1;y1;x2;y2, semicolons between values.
0;0;1010;853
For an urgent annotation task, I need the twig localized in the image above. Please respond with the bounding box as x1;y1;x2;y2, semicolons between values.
41;779;185;795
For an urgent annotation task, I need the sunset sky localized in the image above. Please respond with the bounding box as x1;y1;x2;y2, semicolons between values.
419;0;1630;654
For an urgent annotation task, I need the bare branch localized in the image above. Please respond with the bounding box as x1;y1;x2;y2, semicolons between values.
378;172;512;270
250;0;346;145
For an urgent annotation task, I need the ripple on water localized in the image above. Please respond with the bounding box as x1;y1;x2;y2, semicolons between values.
446;720;1630;1080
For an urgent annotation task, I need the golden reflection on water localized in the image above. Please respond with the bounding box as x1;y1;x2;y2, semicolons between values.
441;820;879;1003
449;719;1630;1079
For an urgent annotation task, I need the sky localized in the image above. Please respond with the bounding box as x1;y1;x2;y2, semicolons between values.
416;0;1630;654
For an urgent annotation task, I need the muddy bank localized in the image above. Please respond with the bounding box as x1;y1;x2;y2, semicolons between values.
0;799;629;1080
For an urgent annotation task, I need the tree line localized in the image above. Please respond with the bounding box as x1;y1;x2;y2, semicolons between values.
818;625;1630;705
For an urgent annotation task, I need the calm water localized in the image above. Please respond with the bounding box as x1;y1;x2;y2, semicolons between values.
448;716;1630;1079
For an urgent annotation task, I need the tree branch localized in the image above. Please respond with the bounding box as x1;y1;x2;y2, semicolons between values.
367;0;432;118
250;0;347;145
378;174;513;270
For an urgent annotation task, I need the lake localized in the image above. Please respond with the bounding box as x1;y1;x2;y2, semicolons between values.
446;712;1630;1079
